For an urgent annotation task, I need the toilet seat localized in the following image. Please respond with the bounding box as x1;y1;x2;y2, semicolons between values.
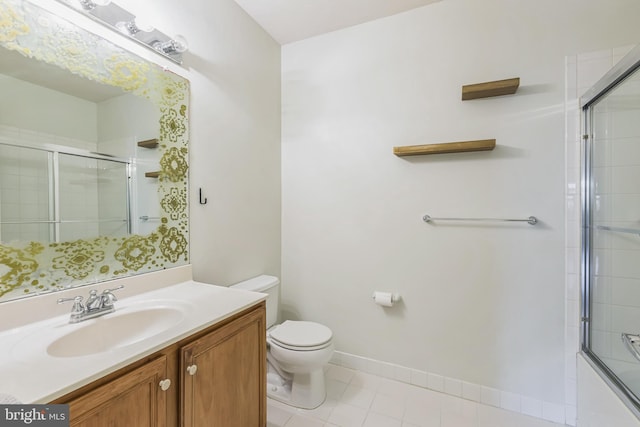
269;320;332;351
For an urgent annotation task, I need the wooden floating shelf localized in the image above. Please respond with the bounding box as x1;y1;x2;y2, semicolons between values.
137;138;159;149
144;171;161;178
393;139;496;157
462;77;520;100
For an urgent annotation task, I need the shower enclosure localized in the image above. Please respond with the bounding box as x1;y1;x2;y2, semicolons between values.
0;141;130;244
582;45;640;416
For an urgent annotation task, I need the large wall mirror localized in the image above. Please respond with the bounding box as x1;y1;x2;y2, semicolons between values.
0;0;189;303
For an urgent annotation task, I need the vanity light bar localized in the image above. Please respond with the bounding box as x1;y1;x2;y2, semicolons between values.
57;0;188;64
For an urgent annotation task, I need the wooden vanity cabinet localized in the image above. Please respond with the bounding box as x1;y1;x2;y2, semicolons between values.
181;305;265;427
67;356;168;427
53;303;266;427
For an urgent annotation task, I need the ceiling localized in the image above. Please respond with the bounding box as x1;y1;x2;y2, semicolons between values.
232;0;442;45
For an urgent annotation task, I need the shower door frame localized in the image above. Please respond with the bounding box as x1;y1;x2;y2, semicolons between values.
0;140;132;243
581;44;640;418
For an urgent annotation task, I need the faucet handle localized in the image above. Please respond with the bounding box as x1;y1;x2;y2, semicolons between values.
100;285;124;307
85;289;101;310
57;296;85;315
102;285;124;293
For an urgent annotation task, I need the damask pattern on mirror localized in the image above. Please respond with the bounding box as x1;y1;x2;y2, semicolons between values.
0;0;190;301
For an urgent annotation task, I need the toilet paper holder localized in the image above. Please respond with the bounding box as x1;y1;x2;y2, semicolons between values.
372;291;400;307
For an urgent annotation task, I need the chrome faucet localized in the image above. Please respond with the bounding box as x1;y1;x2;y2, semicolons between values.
58;285;124;323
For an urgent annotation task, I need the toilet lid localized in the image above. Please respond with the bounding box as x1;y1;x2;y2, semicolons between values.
269;320;332;349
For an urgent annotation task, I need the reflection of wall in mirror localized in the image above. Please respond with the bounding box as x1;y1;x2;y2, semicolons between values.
0;74;98;145
97;94;160;236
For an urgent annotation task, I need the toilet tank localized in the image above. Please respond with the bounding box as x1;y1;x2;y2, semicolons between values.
230;275;279;328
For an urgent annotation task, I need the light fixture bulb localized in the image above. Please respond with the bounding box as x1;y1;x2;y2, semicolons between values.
171;35;188;53
153;35;189;55
115;21;134;34
134;17;154;33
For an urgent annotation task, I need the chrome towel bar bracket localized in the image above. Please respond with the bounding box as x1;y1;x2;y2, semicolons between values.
423;215;538;225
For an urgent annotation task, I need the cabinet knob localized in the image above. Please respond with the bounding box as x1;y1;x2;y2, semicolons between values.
187;364;198;376
159;379;171;391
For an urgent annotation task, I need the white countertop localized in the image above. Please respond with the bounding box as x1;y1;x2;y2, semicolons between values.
0;280;265;404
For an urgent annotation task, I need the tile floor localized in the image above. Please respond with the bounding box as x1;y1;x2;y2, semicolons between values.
267;365;568;427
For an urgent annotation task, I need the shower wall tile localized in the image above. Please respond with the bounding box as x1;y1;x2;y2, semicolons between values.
593;166;612;194
591;302;612;331
566;273;579;301
567;195;579;222
612;278;640;306
612;249;640;278
566;220;580;248
611;305;640;333
591;330;612;358
566;298;579;328
612;110;640;139
566;352;577;380
566;248;579;275
611;195;640;222
593;276;612;305
612;165;640;194
612;138;640;166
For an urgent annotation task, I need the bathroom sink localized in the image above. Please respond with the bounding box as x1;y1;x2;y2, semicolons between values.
46;306;186;358
11;300;193;360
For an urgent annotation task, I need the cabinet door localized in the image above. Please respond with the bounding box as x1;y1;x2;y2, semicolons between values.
181;306;266;427
67;356;169;427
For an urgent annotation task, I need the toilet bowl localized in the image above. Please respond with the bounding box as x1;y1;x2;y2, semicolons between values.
231;276;334;409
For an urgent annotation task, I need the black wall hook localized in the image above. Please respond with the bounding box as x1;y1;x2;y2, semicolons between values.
199;188;208;205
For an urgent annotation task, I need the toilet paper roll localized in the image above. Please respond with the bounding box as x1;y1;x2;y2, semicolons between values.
372;291;395;307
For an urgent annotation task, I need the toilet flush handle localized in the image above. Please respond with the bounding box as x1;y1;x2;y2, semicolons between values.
187;364;198;376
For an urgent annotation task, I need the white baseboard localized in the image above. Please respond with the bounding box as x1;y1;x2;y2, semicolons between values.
331;350;575;426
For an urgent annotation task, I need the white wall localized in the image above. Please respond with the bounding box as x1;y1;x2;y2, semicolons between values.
281;0;640;410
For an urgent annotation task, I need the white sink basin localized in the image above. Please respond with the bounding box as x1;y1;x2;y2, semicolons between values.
12;300;193;360
47;306;186;358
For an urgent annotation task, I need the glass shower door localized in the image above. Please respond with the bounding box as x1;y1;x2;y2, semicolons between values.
583;51;640;411
58;154;130;241
0;144;130;244
0;144;53;242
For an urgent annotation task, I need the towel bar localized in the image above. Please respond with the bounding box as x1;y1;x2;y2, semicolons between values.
422;215;538;225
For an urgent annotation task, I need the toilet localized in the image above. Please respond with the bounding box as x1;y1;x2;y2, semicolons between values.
231;275;334;409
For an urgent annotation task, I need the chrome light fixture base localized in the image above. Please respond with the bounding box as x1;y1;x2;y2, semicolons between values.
56;0;187;65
